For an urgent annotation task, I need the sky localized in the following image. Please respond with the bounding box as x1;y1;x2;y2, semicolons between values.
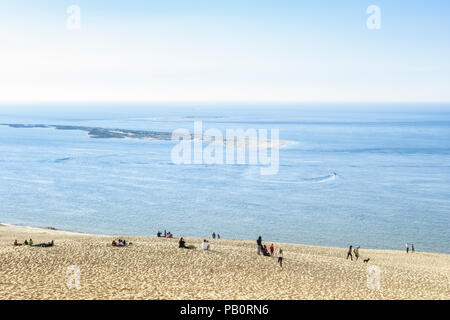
0;0;449;103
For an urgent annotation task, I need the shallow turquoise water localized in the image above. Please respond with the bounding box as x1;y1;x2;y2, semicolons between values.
0;104;449;253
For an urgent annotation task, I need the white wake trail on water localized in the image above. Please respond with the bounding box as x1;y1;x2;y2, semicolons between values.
243;170;338;185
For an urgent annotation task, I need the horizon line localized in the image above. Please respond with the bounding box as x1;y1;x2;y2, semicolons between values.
1;101;450;105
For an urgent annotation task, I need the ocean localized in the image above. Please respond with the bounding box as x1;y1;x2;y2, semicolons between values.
0;103;449;253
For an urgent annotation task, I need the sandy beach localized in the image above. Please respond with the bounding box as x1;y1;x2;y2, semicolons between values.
0;224;448;300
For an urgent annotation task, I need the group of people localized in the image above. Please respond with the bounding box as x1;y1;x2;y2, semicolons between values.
406;243;415;253
202;239;210;250
256;236;283;268
346;245;361;261
157;230;173;238
179;238;211;251
211;232;220;239
347;242;416;260
14;239;54;247
111;239;132;247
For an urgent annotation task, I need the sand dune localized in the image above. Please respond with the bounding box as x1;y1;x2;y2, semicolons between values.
0;224;448;300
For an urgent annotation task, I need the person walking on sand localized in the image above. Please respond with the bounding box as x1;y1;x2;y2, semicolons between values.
347;245;353;260
354;246;360;261
278;249;283;268
270;243;274;256
257;236;262;255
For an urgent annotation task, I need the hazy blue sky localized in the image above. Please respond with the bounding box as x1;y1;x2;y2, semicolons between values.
1;0;449;102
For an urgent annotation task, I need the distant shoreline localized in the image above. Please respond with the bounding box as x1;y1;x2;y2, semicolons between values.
0;123;293;149
1;222;448;256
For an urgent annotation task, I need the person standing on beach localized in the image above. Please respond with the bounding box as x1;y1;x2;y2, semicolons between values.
406;243;409;253
347;245;353;260
270;243;274;256
354;246;360;261
217;234;220;239
411;243;415;253
278;249;283;268
212;232;216;239
257;236;262;255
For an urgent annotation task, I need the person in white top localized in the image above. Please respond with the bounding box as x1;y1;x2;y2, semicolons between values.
278;249;283;268
202;239;210;250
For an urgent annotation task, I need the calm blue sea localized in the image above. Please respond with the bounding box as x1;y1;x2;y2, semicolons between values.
0;103;449;253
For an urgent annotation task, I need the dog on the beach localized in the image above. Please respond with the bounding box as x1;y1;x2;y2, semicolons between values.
363;258;370;263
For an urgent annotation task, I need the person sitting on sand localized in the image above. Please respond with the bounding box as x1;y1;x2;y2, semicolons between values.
202;239;210;250
29;239;33;246
112;239;130;247
14;240;22;246
157;231;161;237
347;245;353;260
24;240;28;245
270;244;274;256
263;245;270;257
179;237;187;248
167;232;173;238
278;249;283;268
